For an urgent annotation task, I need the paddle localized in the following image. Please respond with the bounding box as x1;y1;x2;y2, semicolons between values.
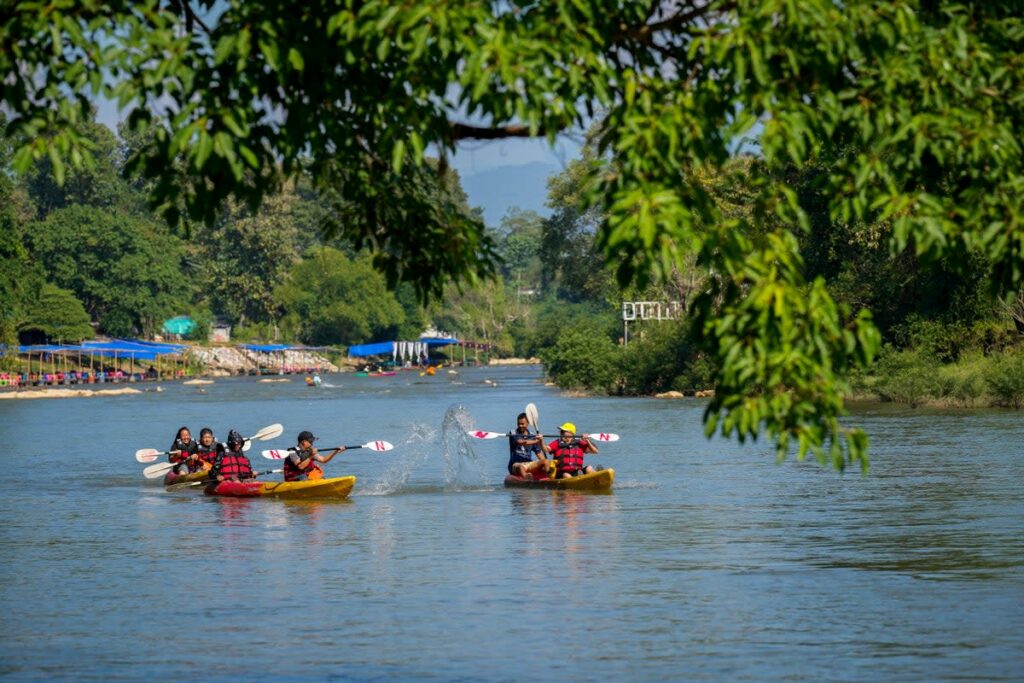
525;403;540;433
467;430;620;442
142;423;284;479
165;469;282;492
136;448;173;463
260;440;394;460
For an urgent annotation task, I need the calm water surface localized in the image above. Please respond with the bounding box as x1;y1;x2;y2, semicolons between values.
1;366;1022;681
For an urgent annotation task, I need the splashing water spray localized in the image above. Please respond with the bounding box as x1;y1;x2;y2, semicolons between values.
440;404;488;490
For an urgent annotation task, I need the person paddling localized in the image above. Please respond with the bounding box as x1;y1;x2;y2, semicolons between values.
508;412;549;480
194;427;224;470
169;426;199;473
283;431;344;482
210;430;257;483
548;423;598;478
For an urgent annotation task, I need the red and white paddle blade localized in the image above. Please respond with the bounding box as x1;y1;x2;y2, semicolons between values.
587;433;620;442
466;430;503;440
261;449;288;460
363;440;394;452
135;448;161;463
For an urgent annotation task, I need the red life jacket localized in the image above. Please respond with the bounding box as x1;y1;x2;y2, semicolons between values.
283;449;323;482
195;444;222;467
549;438;587;476
170;441;198;471
214;451;254;479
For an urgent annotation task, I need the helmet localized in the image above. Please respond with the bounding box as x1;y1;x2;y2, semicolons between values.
559;422;576;435
298;430;317;443
199;427;213;438
226;430;245;450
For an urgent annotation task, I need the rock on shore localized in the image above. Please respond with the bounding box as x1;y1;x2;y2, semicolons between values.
187;347;338;375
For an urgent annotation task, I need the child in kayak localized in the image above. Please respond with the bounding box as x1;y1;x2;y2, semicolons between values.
508;412;549;480
210;430;257;482
283;430;344;481
194;427;224;470
169;426;199;473
547;423;598;478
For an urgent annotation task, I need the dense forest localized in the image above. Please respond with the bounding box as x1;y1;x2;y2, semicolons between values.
3;111;1024;410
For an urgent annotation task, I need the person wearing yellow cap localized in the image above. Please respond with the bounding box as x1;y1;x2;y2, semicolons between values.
546;422;598;478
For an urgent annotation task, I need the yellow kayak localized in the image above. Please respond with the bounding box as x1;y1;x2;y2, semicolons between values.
205;476;357;499
503;468;614;491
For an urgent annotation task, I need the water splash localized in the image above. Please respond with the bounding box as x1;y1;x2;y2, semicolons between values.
440;404;488;490
358;406;489;495
361;423;436;495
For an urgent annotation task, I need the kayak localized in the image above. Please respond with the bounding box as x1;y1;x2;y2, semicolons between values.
163;466;211;487
204;476;357;499
503;468;614;491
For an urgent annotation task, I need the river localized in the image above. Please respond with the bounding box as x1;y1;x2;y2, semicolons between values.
1;365;1021;681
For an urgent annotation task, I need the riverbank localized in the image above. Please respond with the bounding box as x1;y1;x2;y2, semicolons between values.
0;387;145;400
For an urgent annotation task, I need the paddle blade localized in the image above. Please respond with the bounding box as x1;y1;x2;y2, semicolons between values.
166;479;208;492
142;461;175;479
135;448;162;463
261;449;289;460
242;439;252;452
525;403;540;433
587;433;619;442
466;430;504;440
361;440;394;452
250;423;284;442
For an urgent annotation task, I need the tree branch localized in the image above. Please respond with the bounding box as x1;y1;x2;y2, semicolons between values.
450;122;542;140
613;1;735;45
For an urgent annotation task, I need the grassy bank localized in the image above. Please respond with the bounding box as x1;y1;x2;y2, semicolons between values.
849;348;1024;408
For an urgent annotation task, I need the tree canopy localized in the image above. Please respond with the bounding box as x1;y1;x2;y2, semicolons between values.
3;1;1022;469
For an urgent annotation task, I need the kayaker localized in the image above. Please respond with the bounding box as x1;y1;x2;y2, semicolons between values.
508;412;549;480
169;426;199;473
547;423;598;478
210;430;258;482
283;430;344;482
194;427;225;470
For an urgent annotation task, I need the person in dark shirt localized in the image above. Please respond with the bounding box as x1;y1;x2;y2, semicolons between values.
507;413;549;480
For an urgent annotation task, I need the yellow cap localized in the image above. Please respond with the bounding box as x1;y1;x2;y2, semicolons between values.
559;422;576;434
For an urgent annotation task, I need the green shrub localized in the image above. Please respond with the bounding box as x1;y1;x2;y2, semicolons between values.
985;352;1024;408
540;330;622;392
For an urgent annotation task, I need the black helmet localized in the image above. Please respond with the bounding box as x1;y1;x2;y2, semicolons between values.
199;427;213;438
226;430;245;450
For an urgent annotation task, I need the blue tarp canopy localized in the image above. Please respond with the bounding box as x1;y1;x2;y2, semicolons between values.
420;337;459;347
241;344;292;352
347;337;460;358
346;341;396;358
17;344;76;354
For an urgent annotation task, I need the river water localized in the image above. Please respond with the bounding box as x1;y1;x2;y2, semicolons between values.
0;365;1021;681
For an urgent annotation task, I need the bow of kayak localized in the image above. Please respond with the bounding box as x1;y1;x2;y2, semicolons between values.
205;476;357;499
163;468;211;486
504;468;614;491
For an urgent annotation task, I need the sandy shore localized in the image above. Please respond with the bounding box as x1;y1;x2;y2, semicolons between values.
0;387;144;400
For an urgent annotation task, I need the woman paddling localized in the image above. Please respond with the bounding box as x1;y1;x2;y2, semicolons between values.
169;426;199;473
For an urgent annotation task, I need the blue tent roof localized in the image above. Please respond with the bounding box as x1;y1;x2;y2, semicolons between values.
347;337;460;357
347;341;395;358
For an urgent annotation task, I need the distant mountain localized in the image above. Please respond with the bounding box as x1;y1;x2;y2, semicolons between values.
461;162;558;227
